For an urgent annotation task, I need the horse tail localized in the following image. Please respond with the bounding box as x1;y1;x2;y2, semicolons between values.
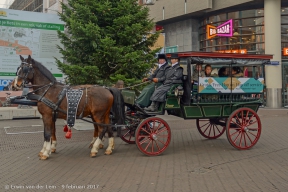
109;87;125;125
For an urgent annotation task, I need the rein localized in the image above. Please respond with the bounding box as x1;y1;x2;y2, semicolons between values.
119;81;150;90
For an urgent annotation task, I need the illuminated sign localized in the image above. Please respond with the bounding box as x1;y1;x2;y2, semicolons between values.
283;48;288;55
215;49;247;54
207;19;233;39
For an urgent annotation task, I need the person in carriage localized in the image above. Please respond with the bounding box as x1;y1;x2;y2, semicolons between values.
145;53;183;112
135;53;170;108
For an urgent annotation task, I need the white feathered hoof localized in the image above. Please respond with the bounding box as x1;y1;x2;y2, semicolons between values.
51;148;56;153
40;155;49;160
105;150;112;155
90;152;97;158
38;152;43;157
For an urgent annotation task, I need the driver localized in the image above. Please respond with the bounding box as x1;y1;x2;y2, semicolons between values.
135;54;170;108
145;53;183;112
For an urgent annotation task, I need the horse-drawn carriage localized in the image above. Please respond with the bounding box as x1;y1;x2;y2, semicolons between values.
120;51;272;156
10;52;272;160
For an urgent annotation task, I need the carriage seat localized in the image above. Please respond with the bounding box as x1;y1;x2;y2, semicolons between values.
166;64;188;97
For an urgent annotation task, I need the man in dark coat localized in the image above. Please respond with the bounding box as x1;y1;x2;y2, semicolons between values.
135;54;170;108
145;53;183;112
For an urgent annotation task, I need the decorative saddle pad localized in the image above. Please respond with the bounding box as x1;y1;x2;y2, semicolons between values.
66;89;83;127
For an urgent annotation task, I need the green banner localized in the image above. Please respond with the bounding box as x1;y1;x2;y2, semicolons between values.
165;46;178;53
0;72;16;76
0;72;62;78
0;19;64;31
53;74;63;77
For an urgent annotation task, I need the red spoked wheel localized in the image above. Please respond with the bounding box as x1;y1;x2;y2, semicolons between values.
226;107;261;150
120;118;137;144
196;118;226;139
135;117;171;156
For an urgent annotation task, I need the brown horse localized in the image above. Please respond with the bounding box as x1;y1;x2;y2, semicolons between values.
15;55;125;160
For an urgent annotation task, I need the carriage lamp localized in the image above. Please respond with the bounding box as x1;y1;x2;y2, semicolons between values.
175;85;184;96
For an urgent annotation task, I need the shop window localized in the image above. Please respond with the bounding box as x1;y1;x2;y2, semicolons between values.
241;26;264;35
241;18;260;27
254;17;264;25
228;11;239;20
282;16;288;24
281;34;288;42
216;13;227;22
281;25;288;33
241;9;263;18
208;16;216;24
281;8;288;15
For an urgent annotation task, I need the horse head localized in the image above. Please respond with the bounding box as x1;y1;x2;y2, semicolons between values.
15;55;34;88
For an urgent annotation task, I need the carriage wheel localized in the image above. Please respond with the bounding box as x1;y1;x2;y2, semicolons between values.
120;119;137;144
226;107;261;150
196;118;226;139
135;117;171;156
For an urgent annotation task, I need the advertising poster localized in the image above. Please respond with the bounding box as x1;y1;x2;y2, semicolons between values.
0;8;64;90
199;77;264;93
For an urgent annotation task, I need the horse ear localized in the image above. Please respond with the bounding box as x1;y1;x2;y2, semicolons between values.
20;55;24;61
28;55;32;60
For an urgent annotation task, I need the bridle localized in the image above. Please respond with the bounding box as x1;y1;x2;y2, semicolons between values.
17;60;34;85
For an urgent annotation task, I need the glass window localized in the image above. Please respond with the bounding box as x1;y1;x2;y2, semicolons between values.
282;16;288;24
200;9;266;54
216;13;227;22
228;11;239;20
281;7;288;15
241;9;264;18
281;34;288;42
254;17;264;25
208;16;217;24
241;18;258;27
281;25;288;33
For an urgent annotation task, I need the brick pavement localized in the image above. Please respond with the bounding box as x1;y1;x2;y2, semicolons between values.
0;112;288;192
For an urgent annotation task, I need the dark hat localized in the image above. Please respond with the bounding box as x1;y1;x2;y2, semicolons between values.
170;53;179;59
157;54;167;60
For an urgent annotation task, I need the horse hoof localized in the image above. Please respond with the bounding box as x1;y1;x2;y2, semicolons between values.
90;152;97;158
40;155;48;160
38;152;43;157
105;150;112;155
51;148;56;153
99;144;104;149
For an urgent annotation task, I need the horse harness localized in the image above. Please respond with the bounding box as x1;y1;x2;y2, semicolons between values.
25;83;86;126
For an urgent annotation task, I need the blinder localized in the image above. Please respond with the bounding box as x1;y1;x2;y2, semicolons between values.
17;61;34;85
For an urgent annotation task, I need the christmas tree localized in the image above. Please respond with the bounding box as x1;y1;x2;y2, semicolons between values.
56;0;161;86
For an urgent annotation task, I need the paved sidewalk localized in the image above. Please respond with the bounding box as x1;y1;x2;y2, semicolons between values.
0;112;288;192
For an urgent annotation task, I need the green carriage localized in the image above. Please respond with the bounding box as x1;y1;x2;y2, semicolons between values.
120;51;272;156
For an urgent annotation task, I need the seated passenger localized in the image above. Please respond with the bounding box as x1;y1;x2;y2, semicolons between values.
145;53;183;112
231;67;243;77
204;64;217;77
135;54;170;108
192;64;205;84
218;67;228;77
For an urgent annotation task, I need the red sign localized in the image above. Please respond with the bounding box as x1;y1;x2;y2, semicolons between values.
155;25;163;31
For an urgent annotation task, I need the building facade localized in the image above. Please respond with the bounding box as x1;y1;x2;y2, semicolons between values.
147;0;288;108
8;0;43;12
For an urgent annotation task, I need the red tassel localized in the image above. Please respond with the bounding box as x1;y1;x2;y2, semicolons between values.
63;125;68;132
65;129;72;139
